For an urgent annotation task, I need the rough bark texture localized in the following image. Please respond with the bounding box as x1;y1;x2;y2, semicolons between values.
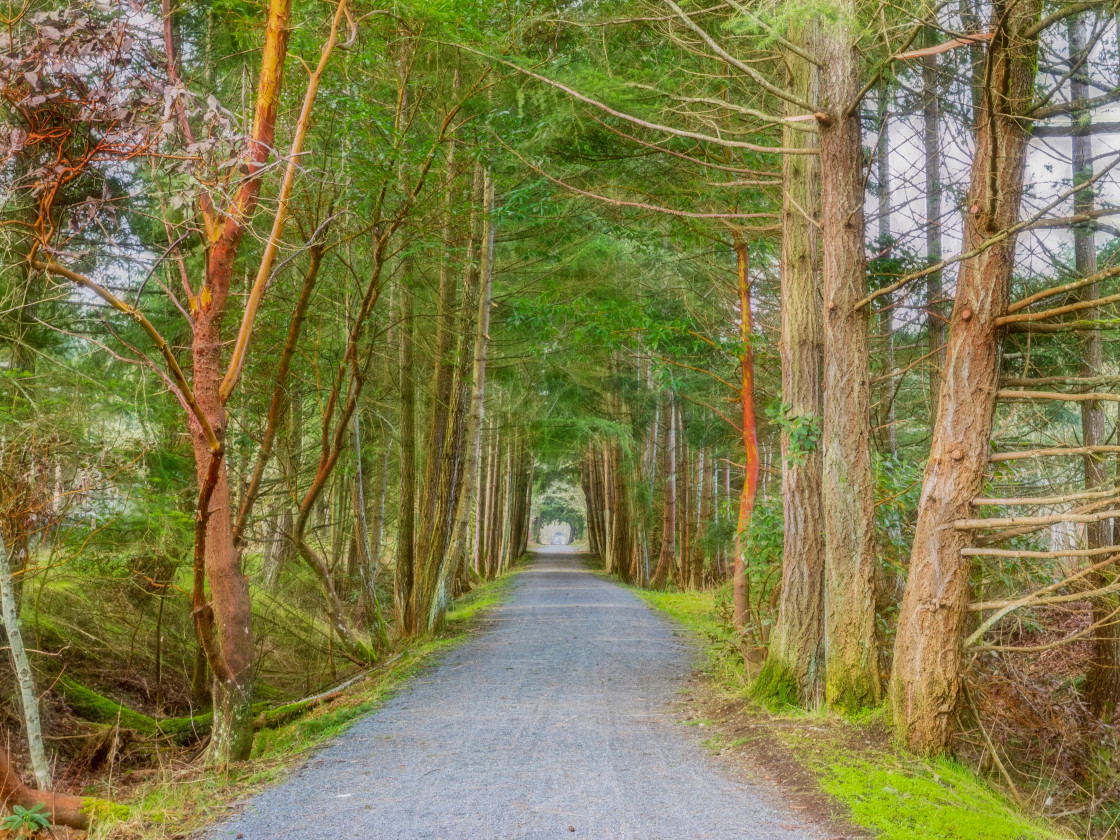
352;408;388;645
764;30;826;707
692;448;708;590
449;166;494;595
876;79;897;457
412;141;463;632
481;424;500;579
816;14;881;714
891;0;1041;753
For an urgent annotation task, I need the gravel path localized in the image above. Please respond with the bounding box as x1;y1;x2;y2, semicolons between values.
208;548;827;840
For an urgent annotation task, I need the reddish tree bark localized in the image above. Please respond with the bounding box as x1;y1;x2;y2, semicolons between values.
732;234;760;630
185;0;292;764
1;744;99;830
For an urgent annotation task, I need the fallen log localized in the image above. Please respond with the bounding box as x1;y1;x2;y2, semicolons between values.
57;677;214;742
254;655;401;730
0;741;125;830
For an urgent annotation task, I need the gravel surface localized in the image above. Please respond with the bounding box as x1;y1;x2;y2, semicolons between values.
207;548;827;840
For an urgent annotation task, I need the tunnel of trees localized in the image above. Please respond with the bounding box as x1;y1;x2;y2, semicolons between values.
2;0;1120;834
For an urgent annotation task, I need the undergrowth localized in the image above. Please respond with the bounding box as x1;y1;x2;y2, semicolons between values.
86;568;523;839
633;586;1065;840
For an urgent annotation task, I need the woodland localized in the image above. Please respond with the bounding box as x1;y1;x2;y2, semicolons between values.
2;0;1120;836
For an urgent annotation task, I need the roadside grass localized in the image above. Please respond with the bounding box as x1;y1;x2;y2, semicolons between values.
633;586;1065;840
87;567;523;839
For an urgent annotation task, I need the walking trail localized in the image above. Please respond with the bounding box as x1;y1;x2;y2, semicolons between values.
208;548;830;840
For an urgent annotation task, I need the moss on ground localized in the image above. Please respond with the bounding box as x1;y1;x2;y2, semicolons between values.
820;756;1059;840
635;586;1065;840
87;564;525;840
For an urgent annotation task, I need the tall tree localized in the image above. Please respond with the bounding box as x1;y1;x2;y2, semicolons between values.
816;6;881;713
1069;11;1120;719
761;26;826;706
891;0;1043;754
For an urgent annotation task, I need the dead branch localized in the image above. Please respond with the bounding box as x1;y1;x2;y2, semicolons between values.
955;509;1120;530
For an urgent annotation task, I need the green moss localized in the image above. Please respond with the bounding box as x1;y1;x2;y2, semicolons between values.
820;756;1060;840
57;677;214;742
81;797;131;822
750;657;801;709
826;672;881;718
58;677;161;735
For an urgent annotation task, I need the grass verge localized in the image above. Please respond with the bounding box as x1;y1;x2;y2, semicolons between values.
633;586;1066;840
87;567;524;839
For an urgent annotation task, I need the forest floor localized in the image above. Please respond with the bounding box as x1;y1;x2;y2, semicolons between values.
633;587;1069;840
195;547;832;840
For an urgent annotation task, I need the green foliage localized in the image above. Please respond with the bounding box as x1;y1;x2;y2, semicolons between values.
1;804;51;838
767;403;821;468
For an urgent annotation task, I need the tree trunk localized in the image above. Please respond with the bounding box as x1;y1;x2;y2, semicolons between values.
0;531;50;789
817;13;881;713
692;448;709;590
369;432;389;588
923;18;944;423
764;26;826;706
484;425;502;579
192;445;255;763
732;235;760;629
187;0;291;764
875;80;897;457
352;408;388;646
1068;13;1120;719
499;435;514;573
416;164;483;632
891;0;1042;753
449;165;494;591
652;395;677;589
412;137;463;633
396;264;417;631
608;440;633;583
678;428;691;588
